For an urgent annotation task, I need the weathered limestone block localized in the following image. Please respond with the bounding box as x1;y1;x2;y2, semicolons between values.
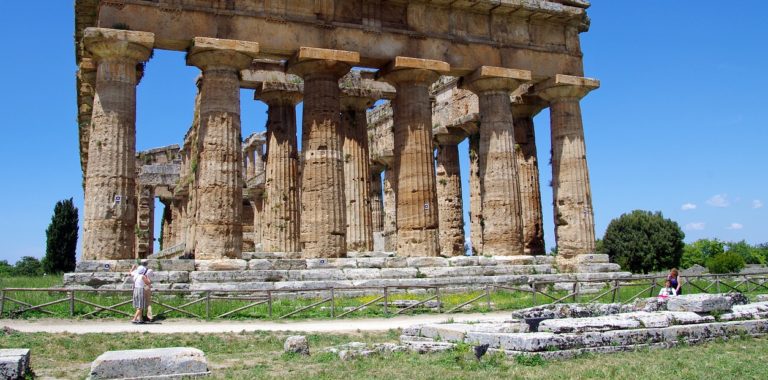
493;255;536;265
538;315;641;333
342;268;383;280
574;263;622;273
187;38;259;260
406;257;449;267
379;268;419;279
354;257;387;268
468;133;483;255
0;349;30;380
63;273;125;287
88;347;208;380
420;324;474;342
462;67;532;256
498;332;581;352
194;259;248;272
381;58;448;257
284;336;310;356
419;266;484;278
82;28;154;260
401;340;455;354
721;302;768;321
448;256;480;267
667;294;733;313
382;169;398;251
535;75;600;270
289;48;359;258
306;258;358;269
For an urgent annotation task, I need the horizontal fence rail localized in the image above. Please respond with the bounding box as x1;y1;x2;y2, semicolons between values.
2;272;768;320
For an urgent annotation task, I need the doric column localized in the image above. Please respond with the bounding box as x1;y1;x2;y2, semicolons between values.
160;200;173;250
187;37;259;259
382;167;397;251
468;133;483;255
256;84;302;253
287;47;359;258
511;90;547;255
380;57;449;257
434;135;465;257
370;166;384;233
135;184;155;258
341;94;375;252
81;28;154;260
462;66;531;256
535;74;600;270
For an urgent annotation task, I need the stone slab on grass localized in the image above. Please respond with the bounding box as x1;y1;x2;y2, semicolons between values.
538;315;641;333
88;347;209;380
667;294;733;313
0;349;30;380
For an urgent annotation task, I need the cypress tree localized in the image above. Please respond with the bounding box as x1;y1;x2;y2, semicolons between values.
42;198;79;273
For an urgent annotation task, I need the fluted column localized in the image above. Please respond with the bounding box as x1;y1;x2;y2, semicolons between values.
256;87;302;253
434;140;465;256
512;93;547;255
382;168;397;251
82;28;154;260
288;48;358;258
468;133;483;255
463;66;531;256
341;96;374;252
380;57;448;257
135;184;155;258
370;168;384;233
187;37;259;259
536;74;600;271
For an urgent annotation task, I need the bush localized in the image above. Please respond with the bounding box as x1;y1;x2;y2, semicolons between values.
14;256;43;276
707;251;746;274
603;210;685;274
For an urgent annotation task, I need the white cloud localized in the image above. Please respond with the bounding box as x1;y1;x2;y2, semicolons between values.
753;200;764;209
726;223;744;230
706;194;730;208
685;222;706;231
681;203;697;211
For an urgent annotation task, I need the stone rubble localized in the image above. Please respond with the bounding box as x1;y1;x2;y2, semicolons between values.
284;336;310;356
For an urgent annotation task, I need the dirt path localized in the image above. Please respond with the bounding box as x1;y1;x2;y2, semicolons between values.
1;312;509;334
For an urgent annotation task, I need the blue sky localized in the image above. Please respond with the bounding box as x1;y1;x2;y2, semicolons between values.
0;1;765;264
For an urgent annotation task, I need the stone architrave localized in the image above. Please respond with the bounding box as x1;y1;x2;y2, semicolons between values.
256;83;303;253
433;129;465;257
535;74;600;270
82;28;154;260
380;57;449;257
511;88;547;255
287;47;359;258
370;167;384;233
341;94;375;252
462;66;532;256
187;37;259;260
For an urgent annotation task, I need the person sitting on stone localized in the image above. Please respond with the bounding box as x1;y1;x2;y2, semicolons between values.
658;279;677;299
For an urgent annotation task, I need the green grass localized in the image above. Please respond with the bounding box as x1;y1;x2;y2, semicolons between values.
2;276;767;321
1;329;767;379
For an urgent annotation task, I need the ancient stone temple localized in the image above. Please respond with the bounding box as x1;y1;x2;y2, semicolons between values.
75;0;602;273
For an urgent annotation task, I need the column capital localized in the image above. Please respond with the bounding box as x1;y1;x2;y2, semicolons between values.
535;74;600;102
433;124;467;146
186;37;259;70
83;27;154;63
378;56;449;86
461;66;532;94
511;84;548;118
254;81;303;106
286;47;359;78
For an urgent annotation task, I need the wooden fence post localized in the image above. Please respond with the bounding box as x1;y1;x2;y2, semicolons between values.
267;290;273;318
330;288;335;318
205;291;211;320
383;287;389;316
485;286;491;310
70;291;75;317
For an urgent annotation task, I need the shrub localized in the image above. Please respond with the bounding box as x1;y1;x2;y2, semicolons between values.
14;256;43;276
707;251;746;274
603;210;685;274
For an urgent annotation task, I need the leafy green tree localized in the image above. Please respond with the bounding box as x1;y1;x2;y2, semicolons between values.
726;240;764;265
14;256;43;276
681;239;725;268
42;198;79;274
602;210;685;274
0;260;13;276
707;251;746;274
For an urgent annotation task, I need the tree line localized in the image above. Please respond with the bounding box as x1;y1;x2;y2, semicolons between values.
598;210;765;274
